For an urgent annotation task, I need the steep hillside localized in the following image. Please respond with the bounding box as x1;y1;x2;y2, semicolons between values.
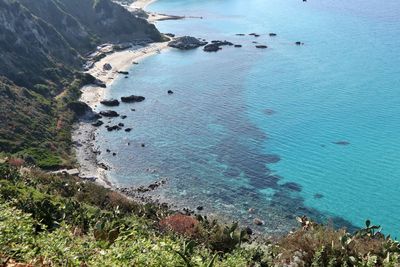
0;0;162;167
0;0;162;91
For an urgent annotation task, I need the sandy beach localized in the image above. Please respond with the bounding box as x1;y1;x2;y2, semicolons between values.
74;0;170;185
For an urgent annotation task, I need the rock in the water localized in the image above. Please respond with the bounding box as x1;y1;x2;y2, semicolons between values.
92;120;104;127
118;123;124;127
117;71;129;75
234;44;242;48
106;125;121;131
100;99;119;106
165;33;175;37
196;206;204;211
121;115;127;119
121;95;145;103
236;33;245;36
253;218;264;226
269;33;277;37
100;110;119;117
167;90;174;95
256;45;268;49
203;43;221;52
168;36;208;50
204;40;233;52
125;128;132;132
295;41;304;45
333;141;350;146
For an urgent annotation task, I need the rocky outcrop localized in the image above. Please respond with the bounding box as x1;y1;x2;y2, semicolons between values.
100;110;119;117
168;36;207;50
121;95;145;103
67;101;92;116
204;40;233;52
92;120;104;127
203;44;221;52
100;99;120;106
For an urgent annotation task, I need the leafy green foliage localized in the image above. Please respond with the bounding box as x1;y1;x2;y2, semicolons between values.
0;164;399;266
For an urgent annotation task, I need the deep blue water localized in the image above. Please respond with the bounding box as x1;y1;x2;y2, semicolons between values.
93;0;400;235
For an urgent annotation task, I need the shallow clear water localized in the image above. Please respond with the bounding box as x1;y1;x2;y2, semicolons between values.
94;0;400;235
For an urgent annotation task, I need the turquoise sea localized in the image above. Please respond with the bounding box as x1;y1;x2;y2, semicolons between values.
94;0;400;235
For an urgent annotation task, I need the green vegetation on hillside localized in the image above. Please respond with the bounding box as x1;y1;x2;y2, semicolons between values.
0;0;163;168
0;162;399;266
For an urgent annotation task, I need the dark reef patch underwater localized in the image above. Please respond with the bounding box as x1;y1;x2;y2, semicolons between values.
87;0;400;236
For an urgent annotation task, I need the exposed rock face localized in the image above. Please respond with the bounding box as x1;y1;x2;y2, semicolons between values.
121;95;145;103
67;101;92;116
100;99;120;106
100;110;119;117
168;36;207;50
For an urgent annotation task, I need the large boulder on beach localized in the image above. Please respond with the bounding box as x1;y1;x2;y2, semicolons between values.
103;63;112;71
121;95;145;103
100;99;120;106
100;110;119;117
168;36;208;50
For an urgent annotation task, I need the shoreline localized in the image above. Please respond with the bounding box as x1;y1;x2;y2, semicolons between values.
73;0;168;187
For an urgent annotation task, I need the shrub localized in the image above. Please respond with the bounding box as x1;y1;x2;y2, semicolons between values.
160;214;199;237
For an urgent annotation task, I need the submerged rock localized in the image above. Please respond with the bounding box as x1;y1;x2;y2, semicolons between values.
253;218;264;226
256;45;268;49
333;141;350;146
121;95;145;103
168;36;207;50
100;98;119;106
269;33;277;37
167;90;174;95
234;44;242;48
295;41;304;45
